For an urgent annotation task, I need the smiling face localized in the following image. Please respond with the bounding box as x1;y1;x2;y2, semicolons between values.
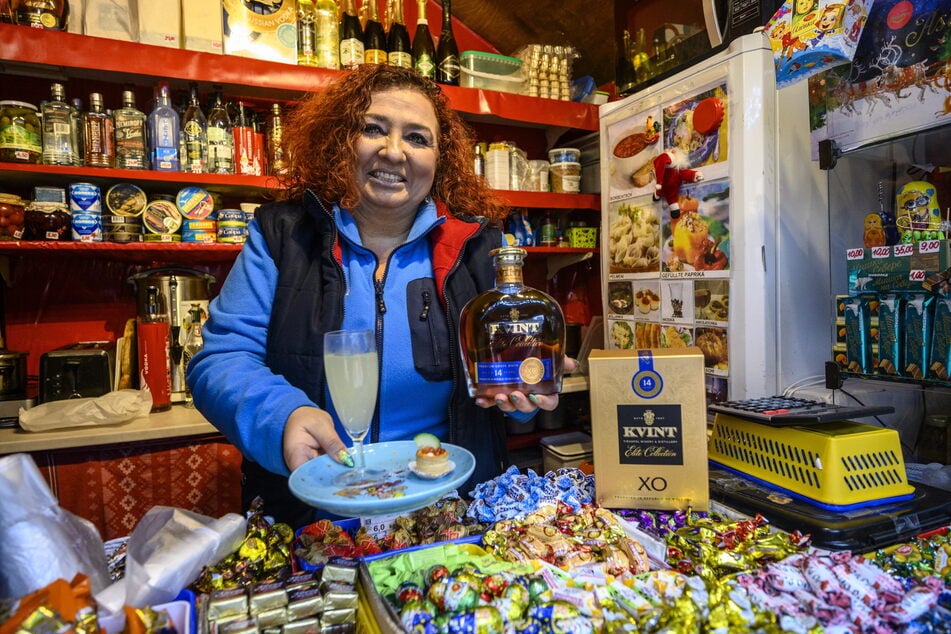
354;88;439;220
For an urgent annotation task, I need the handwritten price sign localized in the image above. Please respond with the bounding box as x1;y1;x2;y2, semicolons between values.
846;248;865;260
871;246;891;259
919;240;942;254
909;270;927;282
893;243;915;257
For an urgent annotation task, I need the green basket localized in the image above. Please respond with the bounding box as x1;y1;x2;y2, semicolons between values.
567;227;597;248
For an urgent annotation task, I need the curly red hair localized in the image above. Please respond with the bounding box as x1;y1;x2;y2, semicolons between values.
278;65;508;223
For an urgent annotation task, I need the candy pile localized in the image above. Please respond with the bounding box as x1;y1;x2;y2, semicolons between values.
875;531;951;584
734;551;943;632
467;465;595;523
192;498;295;593
615;507;710;540
482;503;652;577
295;497;487;567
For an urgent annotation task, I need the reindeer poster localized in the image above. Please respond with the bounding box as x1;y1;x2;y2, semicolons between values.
808;0;951;157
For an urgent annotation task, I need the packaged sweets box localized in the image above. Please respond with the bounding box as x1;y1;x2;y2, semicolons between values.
222;0;297;65
588;347;709;512
847;240;949;295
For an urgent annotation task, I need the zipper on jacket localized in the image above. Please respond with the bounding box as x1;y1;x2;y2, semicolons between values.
418;289;445;372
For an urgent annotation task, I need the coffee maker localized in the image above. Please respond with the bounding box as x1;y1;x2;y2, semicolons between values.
127;268;216;403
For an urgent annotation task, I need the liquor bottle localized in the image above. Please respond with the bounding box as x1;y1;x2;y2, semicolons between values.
41;83;77;166
206;86;234;174
314;0;340;70
339;0;364;71
386;0;411;69
434;0;458;85
113;90;148;170
182;305;204;408
148;82;180;172
297;0;319;67
266;103;286;175
539;210;556;246
232;102;261;175
363;0;386;65
181;82;207;173
70;97;84;166
473;142;485;180
411;0;434;79
13;0;68;30
82;92;115;168
458;246;566;398
138;285;172;412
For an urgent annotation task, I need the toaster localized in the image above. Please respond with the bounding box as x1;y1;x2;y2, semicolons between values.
40;341;116;403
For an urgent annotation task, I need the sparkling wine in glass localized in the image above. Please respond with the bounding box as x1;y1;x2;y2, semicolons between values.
324;329;382;486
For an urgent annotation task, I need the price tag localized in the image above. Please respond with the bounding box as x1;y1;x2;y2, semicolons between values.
870;246;891;259
909;269;927;283
893;243;915;257
360;513;399;539
846;247;865;260
919;240;941;254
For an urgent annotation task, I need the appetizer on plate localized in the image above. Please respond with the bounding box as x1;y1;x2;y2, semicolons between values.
411;433;452;477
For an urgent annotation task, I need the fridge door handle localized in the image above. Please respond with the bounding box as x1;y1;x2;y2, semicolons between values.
703;0;725;48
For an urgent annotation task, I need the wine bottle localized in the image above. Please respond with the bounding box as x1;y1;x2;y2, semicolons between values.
339;0;364;70
363;0;386;64
434;0;458;85
82;92;115;168
297;0;318;67
206;86;234;174
113;90;149;170
386;0;411;69
411;0;434;79
182;82;207;173
314;0;340;70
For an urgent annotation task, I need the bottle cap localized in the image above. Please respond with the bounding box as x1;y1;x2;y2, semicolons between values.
693;97;724;136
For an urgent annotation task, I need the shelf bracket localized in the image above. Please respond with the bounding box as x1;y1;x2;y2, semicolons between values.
546;251;593;280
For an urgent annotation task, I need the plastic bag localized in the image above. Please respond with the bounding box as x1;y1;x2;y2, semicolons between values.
18;388;152;432
0;454;110;599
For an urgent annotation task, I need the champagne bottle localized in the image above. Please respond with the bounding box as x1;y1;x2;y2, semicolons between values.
386;0;411;69
148;82;180;172
182;82;207;173
113;90;148;170
41;83;77;166
363;0;386;65
206;86;234;174
339;0;364;70
182;305;205;409
82;92;115;168
297;0;319;66
411;0;434;79
314;0;340;70
434;0;458;85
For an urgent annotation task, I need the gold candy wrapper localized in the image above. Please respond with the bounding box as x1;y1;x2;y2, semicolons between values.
589;348;709;511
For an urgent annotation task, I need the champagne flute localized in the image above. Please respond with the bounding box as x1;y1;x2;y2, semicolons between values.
324;329;382;486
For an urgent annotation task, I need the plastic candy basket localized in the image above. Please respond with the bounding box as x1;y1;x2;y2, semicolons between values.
708;414;914;511
567;226;597;248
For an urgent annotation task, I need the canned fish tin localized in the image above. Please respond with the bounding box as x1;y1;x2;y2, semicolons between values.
106;183;147;216
69;182;102;213
143;199;182;235
72;212;103;242
181;230;217;243
143;233;181;243
217;208;245;223
176;186;214;220
217;225;248;244
181;219;217;232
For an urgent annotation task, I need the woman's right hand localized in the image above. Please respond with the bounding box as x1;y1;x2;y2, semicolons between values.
283;406;352;471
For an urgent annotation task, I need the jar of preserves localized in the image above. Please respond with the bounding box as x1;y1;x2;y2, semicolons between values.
0;101;42;164
25;201;71;241
0;193;26;240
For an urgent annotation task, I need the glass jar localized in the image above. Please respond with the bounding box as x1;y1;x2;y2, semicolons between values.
25;201;71;241
916;414;951;464
0;100;42;164
0;193;26;240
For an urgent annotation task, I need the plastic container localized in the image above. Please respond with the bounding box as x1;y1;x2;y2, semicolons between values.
567;225;597;248
459;51;524;94
550;161;582;193
540;431;592;472
547;147;581;164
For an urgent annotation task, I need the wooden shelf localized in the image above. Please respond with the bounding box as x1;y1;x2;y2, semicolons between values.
0;23;599;131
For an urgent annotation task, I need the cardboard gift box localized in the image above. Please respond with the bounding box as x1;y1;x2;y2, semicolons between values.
588;347;709;511
222;0;297;65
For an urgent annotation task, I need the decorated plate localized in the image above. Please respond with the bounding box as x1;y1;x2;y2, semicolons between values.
289;441;475;517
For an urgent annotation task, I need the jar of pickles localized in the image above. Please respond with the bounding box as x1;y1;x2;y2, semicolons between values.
0;193;26;240
25;201;71;241
0;101;42;164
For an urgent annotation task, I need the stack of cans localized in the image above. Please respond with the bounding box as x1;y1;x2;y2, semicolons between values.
177;186;217;243
216;208;248;244
69;182;103;242
104;183;146;242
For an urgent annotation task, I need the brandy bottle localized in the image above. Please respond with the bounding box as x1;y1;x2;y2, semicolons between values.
459;247;566;398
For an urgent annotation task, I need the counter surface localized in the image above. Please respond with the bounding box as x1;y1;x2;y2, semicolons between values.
0;376;589;455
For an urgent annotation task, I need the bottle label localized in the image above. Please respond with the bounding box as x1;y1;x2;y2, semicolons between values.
152;146;180;171
475;358;553;385
438;57;460;79
388;51;412;68
364;49;387;64
340;39;364;70
415;54;435;77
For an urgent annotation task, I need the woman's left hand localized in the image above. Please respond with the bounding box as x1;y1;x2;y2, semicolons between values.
475;357;579;413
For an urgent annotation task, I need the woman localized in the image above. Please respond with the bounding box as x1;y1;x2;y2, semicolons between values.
187;65;565;526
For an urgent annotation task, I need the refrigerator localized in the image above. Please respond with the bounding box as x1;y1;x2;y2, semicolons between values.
598;33;831;403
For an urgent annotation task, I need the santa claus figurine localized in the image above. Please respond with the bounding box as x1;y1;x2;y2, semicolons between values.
653;148;703;219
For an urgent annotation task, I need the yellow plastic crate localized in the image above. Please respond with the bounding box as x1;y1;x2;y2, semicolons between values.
709;414;914;510
567;226;597;248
